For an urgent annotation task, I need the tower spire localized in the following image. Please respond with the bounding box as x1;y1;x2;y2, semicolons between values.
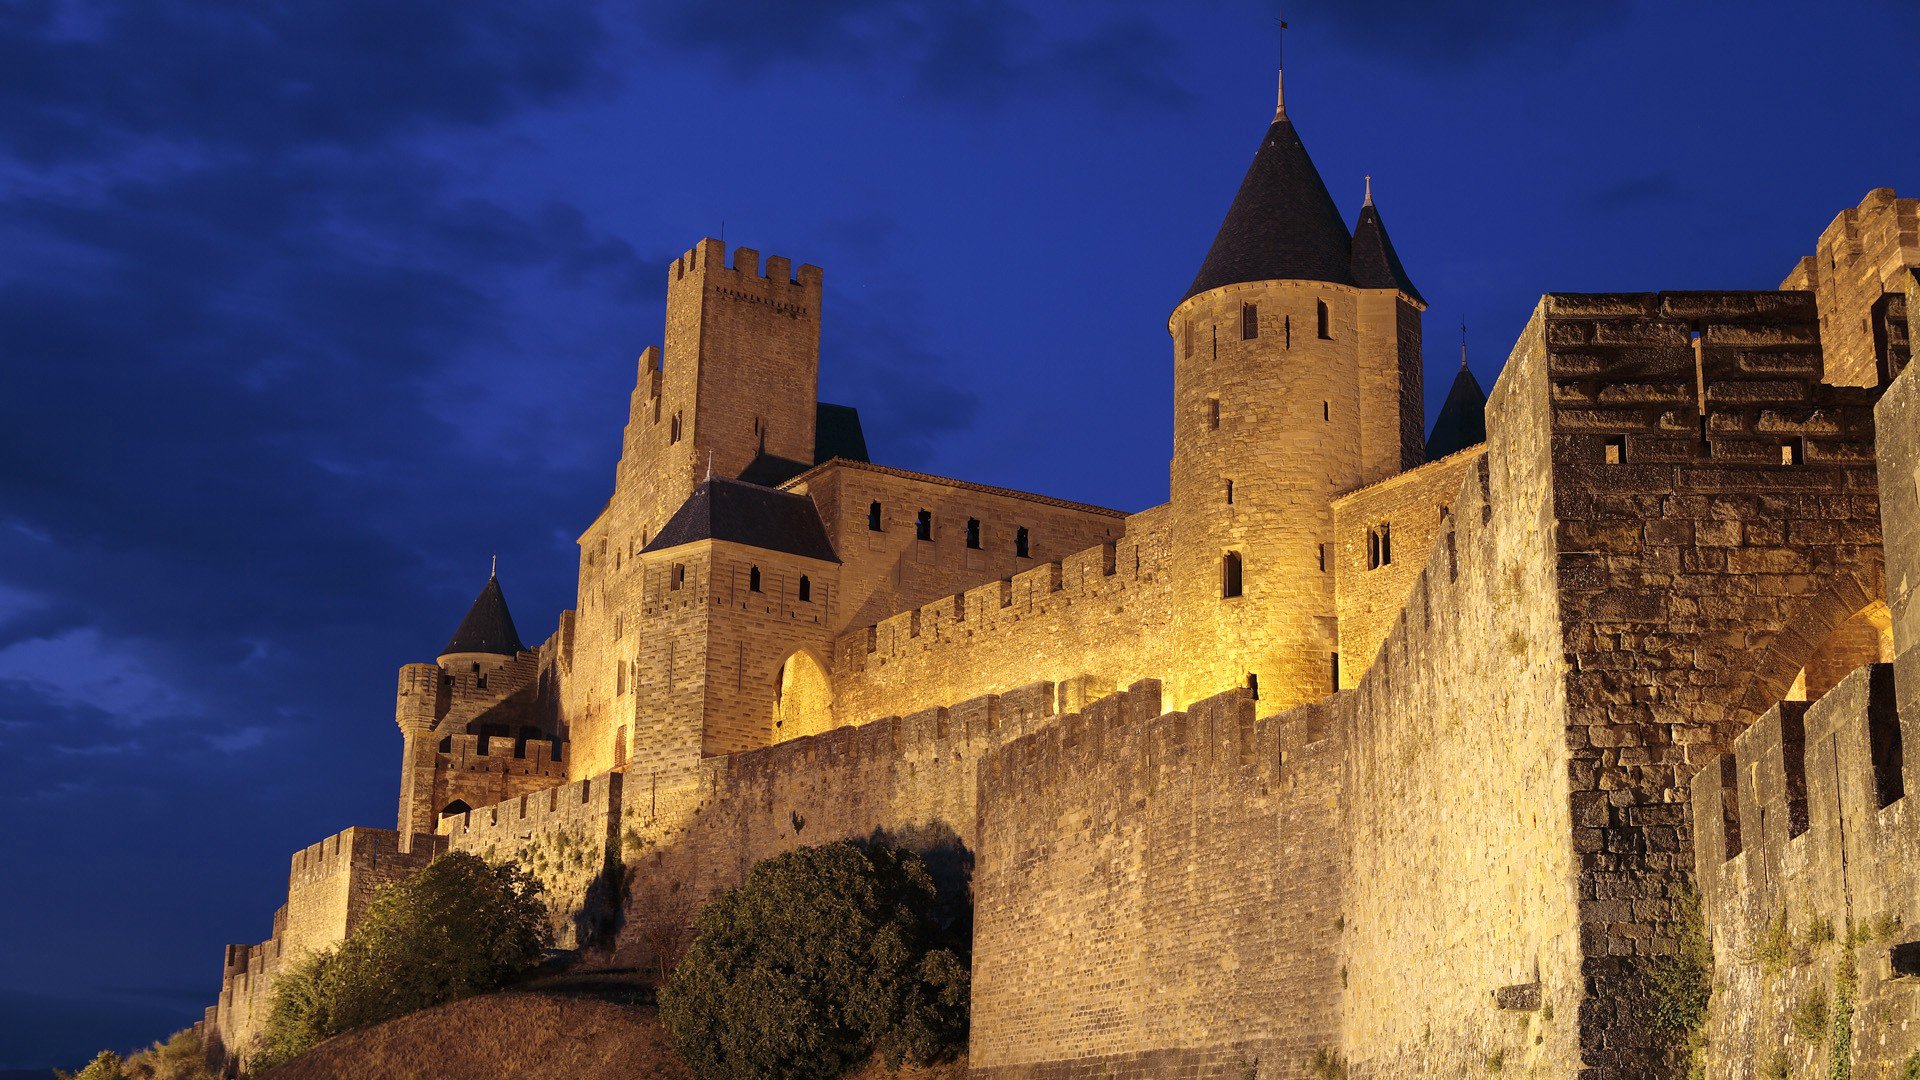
490;552;497;579
1461;319;1469;369
1274;6;1290;118
1364;174;1373;207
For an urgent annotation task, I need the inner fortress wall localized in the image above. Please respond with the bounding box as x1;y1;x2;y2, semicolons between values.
790;461;1126;635
828;504;1175;728
1330;444;1486;686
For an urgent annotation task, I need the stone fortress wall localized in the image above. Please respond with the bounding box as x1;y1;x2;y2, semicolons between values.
199;184;1920;1079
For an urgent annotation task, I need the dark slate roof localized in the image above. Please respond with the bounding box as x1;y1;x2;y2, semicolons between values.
814;402;869;464
1185;117;1355;301
643;476;840;562
736;453;813;488
442;575;527;657
1350;202;1423;303
1425;364;1488;460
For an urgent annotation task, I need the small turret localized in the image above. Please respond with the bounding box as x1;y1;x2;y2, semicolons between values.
1350;179;1423;303
437;568;526;670
1426;324;1488;459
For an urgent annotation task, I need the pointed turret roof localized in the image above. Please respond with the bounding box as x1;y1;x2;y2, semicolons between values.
442;573;526;658
1425;364;1488;460
1185;115;1355;301
1350;194;1423;303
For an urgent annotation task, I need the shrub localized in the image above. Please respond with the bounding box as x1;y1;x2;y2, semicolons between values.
657;840;970;1080
58;1029;218;1080
1792;989;1831;1042
254;851;551;1069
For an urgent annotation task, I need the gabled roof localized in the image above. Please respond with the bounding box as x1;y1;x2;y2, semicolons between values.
1185;117;1355;301
1425;364;1488;460
1350;201;1423;302
643;476;839;563
442;575;526;658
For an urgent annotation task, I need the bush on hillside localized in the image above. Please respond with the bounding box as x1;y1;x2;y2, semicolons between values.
254;851;551;1069
57;1029;219;1080
657;840;970;1080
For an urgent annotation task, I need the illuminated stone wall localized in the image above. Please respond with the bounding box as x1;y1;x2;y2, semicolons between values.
1779;188;1918;388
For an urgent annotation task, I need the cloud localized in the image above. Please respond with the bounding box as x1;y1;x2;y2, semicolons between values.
639;0;1193;109
1297;0;1634;69
0;0;609;163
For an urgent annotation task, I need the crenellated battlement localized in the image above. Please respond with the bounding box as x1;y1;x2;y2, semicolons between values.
436;731;566;770
670;238;823;299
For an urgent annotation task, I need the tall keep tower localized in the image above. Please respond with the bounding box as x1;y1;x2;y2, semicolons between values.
1167;67;1426;713
565;240;826;777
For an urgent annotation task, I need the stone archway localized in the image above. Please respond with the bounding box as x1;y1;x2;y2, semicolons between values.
1785;599;1894;704
772;649;835;743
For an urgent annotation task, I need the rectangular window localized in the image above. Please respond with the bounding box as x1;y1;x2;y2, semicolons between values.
1241;303;1258;340
1015;527;1030;559
1330;652;1340;689
1208;397;1220;430
1870;664;1905;808
1721;755;1743;859
1781;437;1804;465
916;509;933;541
966;518;982;549
1222;551;1243;598
1316;300;1331;340
1782;704;1810;838
1604;436;1626;465
1317;543;1327;573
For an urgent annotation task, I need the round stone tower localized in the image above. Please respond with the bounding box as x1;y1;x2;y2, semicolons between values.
1166;80;1426;713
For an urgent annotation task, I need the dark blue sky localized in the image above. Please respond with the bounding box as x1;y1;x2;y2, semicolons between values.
2;0;1915;1069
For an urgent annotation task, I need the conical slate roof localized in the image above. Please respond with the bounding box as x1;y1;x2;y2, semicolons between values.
643;476;839;563
1185;117;1355;301
1350;202;1423;302
442;574;526;658
1425;364;1488;460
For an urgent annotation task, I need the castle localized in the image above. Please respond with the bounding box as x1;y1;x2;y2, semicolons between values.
196;63;1920;1079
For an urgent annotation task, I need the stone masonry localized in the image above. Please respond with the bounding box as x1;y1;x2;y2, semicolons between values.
196;63;1920;1080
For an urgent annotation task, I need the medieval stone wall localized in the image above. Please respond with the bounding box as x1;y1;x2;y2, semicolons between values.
790;459;1125;634
1779;189;1917;387
969;689;1344;1079
446;774;623;950
1691;667;1920;1078
828;505;1174;728
1330;444;1485;686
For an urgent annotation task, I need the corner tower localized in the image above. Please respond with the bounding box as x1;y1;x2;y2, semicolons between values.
1166;77;1426;713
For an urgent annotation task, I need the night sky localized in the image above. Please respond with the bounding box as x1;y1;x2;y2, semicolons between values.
3;0;1916;1069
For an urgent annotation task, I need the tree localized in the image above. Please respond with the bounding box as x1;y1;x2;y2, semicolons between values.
657;840;970;1080
254;851;551;1069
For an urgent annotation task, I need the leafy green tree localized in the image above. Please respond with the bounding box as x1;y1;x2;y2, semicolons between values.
658;840;970;1080
57;1050;124;1080
254;851;551;1069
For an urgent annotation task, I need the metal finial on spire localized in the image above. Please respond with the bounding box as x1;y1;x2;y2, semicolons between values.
1364;175;1373;207
1461;319;1470;370
1274;6;1290;118
490;553;497;578
705;451;713;481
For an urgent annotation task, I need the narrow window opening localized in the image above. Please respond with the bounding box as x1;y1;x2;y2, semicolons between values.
1015;527;1031;559
1721;755;1743;859
1225;479;1234;505
1221;551;1243;598
1212;324;1218;359
868;501;883;531
1780;437;1805;465
1246;673;1259;700
1322;401;1329;422
671;564;685;590
916;509;933;541
966;518;982;549
1183;320;1194;358
1317;543;1327;573
1241;302;1259;340
798;575;811;603
1208;397;1221;430
1379;523;1392;565
1316;300;1331;339
437;736;453;753
1604;436;1626;465
749;565;762;592
1330;652;1341;689
670;412;682;443
1366;529;1381;570
1284;315;1292;348
1870;664;1905;808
